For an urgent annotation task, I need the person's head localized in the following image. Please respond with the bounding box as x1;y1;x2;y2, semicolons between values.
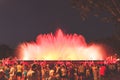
9;64;12;68
17;61;21;65
32;64;37;71
0;62;2;66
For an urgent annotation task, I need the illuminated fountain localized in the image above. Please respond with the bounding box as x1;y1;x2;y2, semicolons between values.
16;29;107;60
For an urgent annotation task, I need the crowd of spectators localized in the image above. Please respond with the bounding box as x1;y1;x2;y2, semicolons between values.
0;57;120;80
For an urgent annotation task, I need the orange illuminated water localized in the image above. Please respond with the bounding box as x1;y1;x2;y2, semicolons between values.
16;29;107;60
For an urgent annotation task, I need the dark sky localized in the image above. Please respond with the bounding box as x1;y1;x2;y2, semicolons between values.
0;0;115;48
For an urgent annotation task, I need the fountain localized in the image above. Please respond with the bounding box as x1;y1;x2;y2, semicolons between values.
16;29;107;60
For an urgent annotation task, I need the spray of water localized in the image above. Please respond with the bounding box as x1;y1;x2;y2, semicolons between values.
16;29;107;60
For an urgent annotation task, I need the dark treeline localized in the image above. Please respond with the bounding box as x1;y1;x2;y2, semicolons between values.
94;36;120;55
0;44;14;59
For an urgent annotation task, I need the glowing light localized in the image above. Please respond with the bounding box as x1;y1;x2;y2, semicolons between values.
16;29;107;60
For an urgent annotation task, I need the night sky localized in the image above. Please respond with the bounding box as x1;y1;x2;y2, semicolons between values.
0;0;115;48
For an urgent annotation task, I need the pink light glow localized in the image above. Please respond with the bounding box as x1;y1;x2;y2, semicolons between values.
16;29;107;60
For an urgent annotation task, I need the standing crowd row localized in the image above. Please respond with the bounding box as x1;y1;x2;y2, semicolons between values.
0;59;120;80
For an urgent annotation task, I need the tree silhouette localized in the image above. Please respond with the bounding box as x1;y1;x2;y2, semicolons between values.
71;0;120;39
0;44;14;59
